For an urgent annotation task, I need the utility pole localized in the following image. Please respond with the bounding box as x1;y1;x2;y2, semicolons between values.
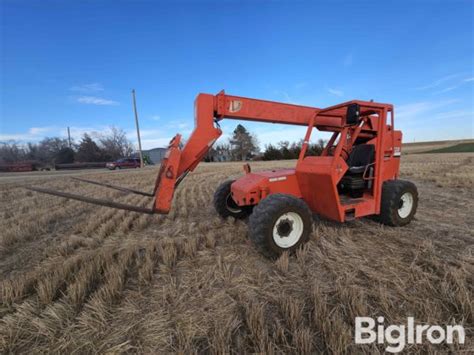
131;89;144;168
67;127;72;148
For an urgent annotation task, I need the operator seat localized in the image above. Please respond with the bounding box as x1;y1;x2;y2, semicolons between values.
346;144;375;173
339;144;375;197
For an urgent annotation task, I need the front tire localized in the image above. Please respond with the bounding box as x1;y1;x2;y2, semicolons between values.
249;194;313;258
213;180;250;219
379;180;418;226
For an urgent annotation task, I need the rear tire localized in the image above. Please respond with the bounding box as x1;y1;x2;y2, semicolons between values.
213;180;250;219
379;180;418;226
249;194;313;258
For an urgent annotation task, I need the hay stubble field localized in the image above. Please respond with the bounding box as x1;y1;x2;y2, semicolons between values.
0;153;473;353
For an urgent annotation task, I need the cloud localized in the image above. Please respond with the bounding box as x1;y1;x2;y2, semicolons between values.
0;126;57;142
328;88;344;97
133;129;162;139
164;121;192;133
70;83;104;92
433;86;457;94
294;82;308;89
273;90;300;104
60;125;112;139
396;99;459;120
373;98;472;142
414;74;461;90
150;115;161;121
127;126;191;149
0;125;135;144
0;125;176;150
398;106;473;142
432;109;473;121
28;127;54;135
140;138;173;150
343;53;353;67
0;133;33;141
432;76;474;94
396;102;434;119
76;96;119;105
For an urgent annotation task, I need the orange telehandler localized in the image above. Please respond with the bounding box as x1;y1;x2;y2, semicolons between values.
28;91;418;257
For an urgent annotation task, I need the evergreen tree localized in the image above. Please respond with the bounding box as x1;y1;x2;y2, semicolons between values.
262;144;283;160
55;147;75;164
230;124;258;161
75;134;103;162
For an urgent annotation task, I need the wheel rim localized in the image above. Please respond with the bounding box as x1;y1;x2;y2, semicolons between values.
226;194;242;214
272;212;304;248
398;192;414;218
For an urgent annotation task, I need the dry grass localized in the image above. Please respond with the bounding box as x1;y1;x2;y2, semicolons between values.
0;153;473;353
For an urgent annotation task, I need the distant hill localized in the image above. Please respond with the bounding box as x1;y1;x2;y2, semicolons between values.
402;139;474;154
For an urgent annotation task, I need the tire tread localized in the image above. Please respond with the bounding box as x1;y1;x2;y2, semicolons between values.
213;180;249;219
249;194;312;258
379;179;418;226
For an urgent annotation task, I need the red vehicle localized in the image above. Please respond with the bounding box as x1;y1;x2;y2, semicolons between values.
106;158;141;170
28;91;418;258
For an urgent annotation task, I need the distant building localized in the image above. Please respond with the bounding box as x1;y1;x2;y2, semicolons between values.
142;147;167;164
205;145;232;162
213;149;232;162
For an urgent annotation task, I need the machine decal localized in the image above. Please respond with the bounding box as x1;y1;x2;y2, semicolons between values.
269;176;287;182
229;100;242;113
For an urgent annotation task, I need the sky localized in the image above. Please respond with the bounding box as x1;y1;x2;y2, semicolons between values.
1;0;473;150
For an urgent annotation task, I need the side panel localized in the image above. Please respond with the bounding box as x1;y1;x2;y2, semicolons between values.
296;156;348;222
231;169;301;206
382;130;402;180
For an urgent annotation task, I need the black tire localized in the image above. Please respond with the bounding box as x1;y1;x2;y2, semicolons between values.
379;180;418;226
213;180;250;219
248;194;313;258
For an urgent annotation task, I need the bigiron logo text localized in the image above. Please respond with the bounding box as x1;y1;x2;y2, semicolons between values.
354;317;465;353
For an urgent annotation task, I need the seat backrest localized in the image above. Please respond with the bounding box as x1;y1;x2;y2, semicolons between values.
346;144;375;167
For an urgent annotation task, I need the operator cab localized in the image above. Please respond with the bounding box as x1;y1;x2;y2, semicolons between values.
338;144;375;198
336;103;376;199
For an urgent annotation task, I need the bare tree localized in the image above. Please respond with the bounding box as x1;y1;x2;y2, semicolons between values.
0;138;69;163
35;137;69;162
0;141;27;163
99;127;133;160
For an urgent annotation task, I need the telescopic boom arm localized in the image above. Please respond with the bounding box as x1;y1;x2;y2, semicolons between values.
152;91;348;213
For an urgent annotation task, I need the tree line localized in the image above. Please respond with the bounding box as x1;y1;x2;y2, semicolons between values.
261;139;326;160
0;127;133;165
1;124;326;165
